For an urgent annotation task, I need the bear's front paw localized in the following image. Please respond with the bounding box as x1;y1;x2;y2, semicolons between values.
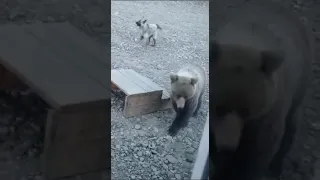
168;126;179;136
192;111;199;117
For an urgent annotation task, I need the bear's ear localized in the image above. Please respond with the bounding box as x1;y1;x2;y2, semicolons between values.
260;50;285;74
210;40;220;62
170;73;178;83
142;19;147;24
190;77;198;85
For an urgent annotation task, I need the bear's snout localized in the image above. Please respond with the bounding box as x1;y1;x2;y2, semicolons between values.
176;107;184;112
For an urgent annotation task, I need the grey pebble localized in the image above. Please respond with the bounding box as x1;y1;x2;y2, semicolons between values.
175;174;181;179
131;175;136;179
135;124;141;130
137;151;143;156
186;147;195;153
185;153;194;163
166;154;178;164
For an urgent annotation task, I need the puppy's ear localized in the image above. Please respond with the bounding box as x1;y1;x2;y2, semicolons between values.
142;19;147;24
190;77;198;85
170;73;178;83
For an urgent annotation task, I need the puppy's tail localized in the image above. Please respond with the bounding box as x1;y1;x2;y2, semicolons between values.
156;24;162;30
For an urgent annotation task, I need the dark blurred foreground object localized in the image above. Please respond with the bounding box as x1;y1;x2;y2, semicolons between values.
0;22;110;179
210;0;314;180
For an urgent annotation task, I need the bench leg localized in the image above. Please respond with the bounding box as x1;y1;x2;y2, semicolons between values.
123;92;163;117
43;101;110;180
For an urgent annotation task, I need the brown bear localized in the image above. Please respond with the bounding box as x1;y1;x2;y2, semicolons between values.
209;3;313;179
168;64;207;136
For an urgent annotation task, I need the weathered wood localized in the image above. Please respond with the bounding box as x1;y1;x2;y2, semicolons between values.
111;70;146;95
0;23;109;108
0;64;25;90
111;69;171;117
44;100;110;180
0;22;110;179
124;93;162;117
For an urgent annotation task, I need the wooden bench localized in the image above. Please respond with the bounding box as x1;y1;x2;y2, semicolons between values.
0;22;110;180
111;69;171;117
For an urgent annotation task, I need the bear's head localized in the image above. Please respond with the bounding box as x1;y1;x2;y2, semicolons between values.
170;73;198;110
211;40;285;121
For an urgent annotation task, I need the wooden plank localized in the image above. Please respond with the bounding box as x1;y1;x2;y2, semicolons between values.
0;23;108;108
45;137;109;179
47;22;107;66
125;92;162;107
54;106;109;143
43;101;110;179
124;94;163;117
118;69;162;92
111;69;145;95
121;69;165;92
23;23;108;89
191;113;209;180
0;64;25;90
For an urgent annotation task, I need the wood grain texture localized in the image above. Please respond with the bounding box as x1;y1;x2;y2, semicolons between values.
44;100;110;180
0;22;109;108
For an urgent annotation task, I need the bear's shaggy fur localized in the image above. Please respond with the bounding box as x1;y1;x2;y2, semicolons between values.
168;64;207;136
210;37;311;179
209;2;314;180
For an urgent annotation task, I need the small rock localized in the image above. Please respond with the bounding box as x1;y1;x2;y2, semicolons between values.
166;154;178;164
131;175;136;179
135;125;141;130
139;157;144;161
175;174;181;179
185;153;194;163
151;166;157;171
186;147;195;153
137;151;143;156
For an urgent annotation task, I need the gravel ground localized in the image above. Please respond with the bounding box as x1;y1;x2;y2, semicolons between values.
111;1;209;180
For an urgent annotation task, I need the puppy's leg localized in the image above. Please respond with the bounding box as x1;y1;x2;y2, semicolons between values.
152;32;158;47
148;35;154;46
